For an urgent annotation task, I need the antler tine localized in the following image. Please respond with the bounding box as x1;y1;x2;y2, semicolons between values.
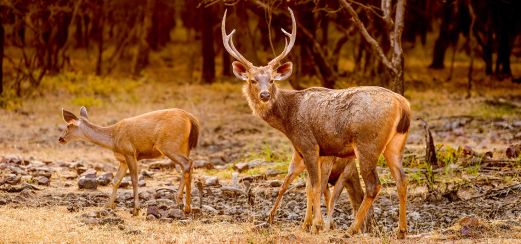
268;7;297;67
221;9;253;67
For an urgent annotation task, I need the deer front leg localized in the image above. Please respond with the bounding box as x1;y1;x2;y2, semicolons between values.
125;155;140;216
105;160;128;209
302;149;323;234
268;150;305;224
301;175;313;231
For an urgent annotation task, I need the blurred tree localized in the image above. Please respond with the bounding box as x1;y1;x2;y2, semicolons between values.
201;4;215;84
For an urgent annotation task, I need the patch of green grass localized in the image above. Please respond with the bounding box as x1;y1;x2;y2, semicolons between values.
71;96;103;107
469;102;521;119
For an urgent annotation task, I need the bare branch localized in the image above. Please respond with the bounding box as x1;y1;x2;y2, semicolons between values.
340;0;396;73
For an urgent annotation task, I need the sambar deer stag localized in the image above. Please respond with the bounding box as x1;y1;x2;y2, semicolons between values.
222;8;411;238
59;107;199;215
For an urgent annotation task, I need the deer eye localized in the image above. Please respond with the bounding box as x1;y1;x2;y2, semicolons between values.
269;80;274;84
250;80;257;85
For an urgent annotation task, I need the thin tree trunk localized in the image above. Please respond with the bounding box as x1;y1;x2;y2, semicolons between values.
95;3;104;76
0;22;4;95
201;6;215;84
133;0;154;76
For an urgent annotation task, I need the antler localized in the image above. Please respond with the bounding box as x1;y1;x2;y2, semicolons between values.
221;9;254;68
267;7;297;67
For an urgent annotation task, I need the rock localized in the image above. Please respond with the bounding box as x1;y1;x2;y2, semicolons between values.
234;159;266;172
138;180;146;187
5;174;21;185
141;170;154;178
20;175;33;183
36;176;50;186
167;208;185;219
269;180;282;187
159;217;173;223
78;176;97;190
149;161;174;170
76;167;87;175
0;198;7;205
193;159;214;169
221;186;245;197
146;214;157;221
506;144;521;159
202;205;219;215
266;169;284;177
204;176;220;187
0;183;40;192
209;152;227;165
119;176;130;188
31;167;52;178
8;165;26;175
285;200;298;209
97;172;113;186
147;205;162;218
81;169;97;178
139;190;153;201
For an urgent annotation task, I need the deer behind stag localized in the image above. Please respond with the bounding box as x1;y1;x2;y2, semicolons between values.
59;107;199;215
221;8;411;238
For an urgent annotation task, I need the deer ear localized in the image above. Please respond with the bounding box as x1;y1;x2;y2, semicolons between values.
232;61;249;81
273;62;293;81
62;108;78;123
79;106;88;119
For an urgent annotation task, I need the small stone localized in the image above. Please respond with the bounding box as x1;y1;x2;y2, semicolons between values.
266;169;284;177
81;169;97;178
149;161;174;170
285;200;298;209
202;205;219;214
0;198;7;205
76;167;87;175
141;170;154;178
138;180;146;187
193;159;214;169
36;176;50;186
78;176;97;190
204;176;220;187
167;208;185;219
5;174;21;185
97;172;113;186
159;217;173;223
269;180;282;187
146;214;157;221
119;176;131;188
147;205;162;218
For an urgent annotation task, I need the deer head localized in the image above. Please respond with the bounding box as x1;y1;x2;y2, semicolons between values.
222;8;296;105
59;106;89;144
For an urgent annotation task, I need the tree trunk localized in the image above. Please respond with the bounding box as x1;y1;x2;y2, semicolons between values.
0;22;4;95
95;3;104;76
222;47;231;77
201;6;215;84
429;0;453;69
133;0;154;76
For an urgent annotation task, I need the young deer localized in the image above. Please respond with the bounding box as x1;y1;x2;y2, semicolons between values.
59;107;199;215
222;8;411;238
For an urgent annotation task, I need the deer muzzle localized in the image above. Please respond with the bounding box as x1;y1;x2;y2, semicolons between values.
58;137;66;144
259;91;271;102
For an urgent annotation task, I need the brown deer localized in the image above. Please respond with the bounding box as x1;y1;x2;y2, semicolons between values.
59;107;199;215
222;8;411;238
268;156;372;232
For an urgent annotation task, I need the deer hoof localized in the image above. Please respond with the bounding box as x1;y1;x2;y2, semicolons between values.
346;226;359;236
132;208;140;216
104;202;115;209
396;229;407;239
183;206;191;214
301;221;311;232
310;224;322;235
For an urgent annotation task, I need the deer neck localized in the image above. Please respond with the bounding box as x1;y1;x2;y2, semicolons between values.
243;85;291;133
80;119;115;150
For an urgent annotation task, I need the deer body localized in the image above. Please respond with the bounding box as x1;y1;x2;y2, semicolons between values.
222;7;410;238
59;107;199;215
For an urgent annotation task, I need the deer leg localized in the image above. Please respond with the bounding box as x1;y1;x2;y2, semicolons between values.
325;167;348;231
164;152;193;214
343;160;373;233
347;150;380;236
383;133;408;239
302;149;323;234
105;160;128;209
125;155;140;216
320;158;334;231
301;175;313;231
268;150;305;224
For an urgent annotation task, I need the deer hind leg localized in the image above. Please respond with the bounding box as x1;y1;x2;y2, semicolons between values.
343;159;373;233
320;157;334;231
163;151;193;214
268;150;305;224
325;169;346;231
124;155;140;216
105;158;128;209
347;147;381;236
383;133;408;239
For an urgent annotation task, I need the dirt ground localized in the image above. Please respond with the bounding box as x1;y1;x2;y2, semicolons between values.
1;72;521;242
